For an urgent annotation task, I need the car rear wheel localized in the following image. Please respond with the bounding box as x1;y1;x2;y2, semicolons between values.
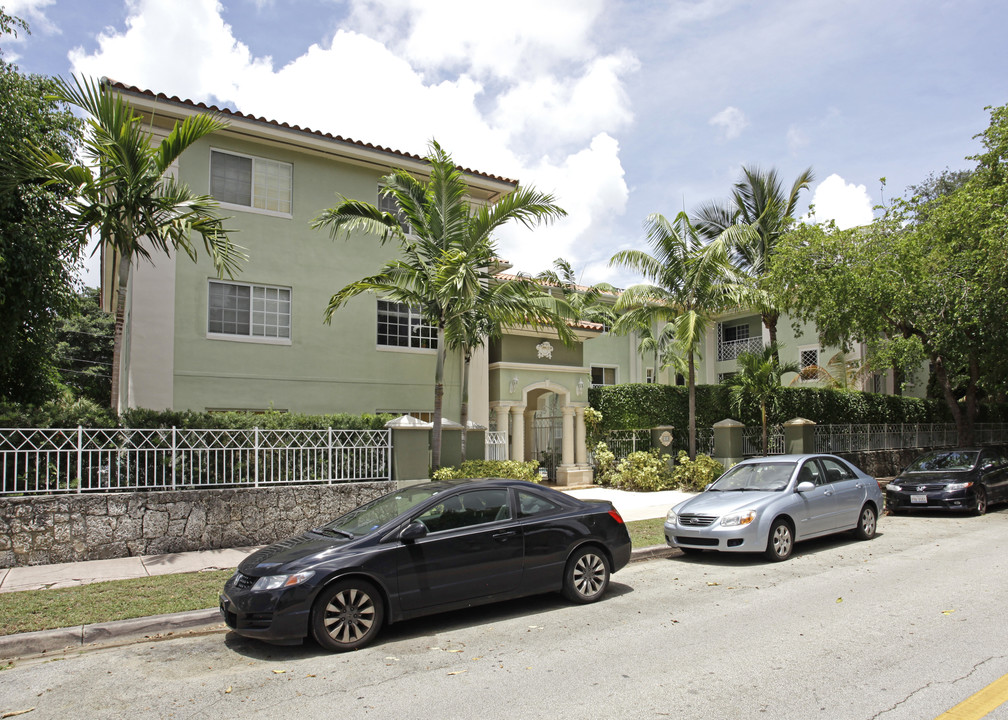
310;579;384;652
764;519;794;562
972;486;987;516
854;505;877;540
562;546;610;603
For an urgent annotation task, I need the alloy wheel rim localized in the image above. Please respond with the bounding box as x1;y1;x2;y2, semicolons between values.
573;554;606;597
773;526;792;556
977;490;987;513
323;587;375;643
862;509;876;536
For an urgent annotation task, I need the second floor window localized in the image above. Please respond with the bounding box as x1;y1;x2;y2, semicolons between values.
378;188;411;234
211;149;292;215
377;300;437;350
591;366;617;387
208;280;291;340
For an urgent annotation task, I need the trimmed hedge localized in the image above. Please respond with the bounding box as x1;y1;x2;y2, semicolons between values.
0;401;395;431
431;460;541;482
589;383;962;431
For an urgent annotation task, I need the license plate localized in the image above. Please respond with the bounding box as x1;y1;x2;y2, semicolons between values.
911;494;928;504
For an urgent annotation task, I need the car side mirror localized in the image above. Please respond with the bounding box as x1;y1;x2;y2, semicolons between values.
703;482;713;492
796;481;815;493
399;520;428;542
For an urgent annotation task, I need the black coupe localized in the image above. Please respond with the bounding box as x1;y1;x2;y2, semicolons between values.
886;447;1008;515
220;478;632;651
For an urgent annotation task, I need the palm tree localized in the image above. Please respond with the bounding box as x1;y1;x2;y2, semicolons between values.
312;140;567;470
695;165;814;362
610;212;748;459
11;76;244;411
535;258;618;328
723;342;800;454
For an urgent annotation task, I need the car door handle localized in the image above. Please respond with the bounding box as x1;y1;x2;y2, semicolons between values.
492;531;517;541
855;483;864;489
823;490;833;496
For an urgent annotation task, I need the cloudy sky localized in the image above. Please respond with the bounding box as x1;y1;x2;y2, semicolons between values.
3;0;1006;287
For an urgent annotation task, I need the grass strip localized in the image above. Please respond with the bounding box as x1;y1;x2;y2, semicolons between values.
0;517;668;636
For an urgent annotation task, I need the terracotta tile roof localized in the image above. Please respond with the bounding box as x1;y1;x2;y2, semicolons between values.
495;272;622;297
103;78;519;187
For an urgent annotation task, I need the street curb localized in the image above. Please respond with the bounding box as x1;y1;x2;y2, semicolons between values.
0;608;224;662
1;547;677;660
630;544;678;562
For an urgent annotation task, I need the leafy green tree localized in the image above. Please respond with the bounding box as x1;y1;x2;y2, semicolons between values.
723;343;800;454
313;140;567;470
54;287;115;404
695;165;814;362
7;75;244;411
0;12;83;403
610;212;747;459
767;103;1008;444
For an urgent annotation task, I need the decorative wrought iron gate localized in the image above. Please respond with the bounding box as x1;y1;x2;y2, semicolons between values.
533;404;562;481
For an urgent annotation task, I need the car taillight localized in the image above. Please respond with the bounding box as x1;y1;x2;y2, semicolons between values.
608;509;625;524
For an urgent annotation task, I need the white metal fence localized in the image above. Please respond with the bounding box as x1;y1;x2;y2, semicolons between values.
0;427;391;495
603;428;714;461
484;431;508;461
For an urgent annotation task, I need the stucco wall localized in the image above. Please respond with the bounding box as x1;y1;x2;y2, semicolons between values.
0;482;395;568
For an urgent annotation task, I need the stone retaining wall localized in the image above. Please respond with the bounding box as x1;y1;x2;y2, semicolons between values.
0;482;395;568
833;448;921;479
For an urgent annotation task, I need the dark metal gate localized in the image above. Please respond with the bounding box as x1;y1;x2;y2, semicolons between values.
533;410;562;481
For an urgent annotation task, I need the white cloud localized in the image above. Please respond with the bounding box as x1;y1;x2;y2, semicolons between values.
67;0;636;279
786;124;809;154
808;173;874;229
709;106;748;140
3;0;58;34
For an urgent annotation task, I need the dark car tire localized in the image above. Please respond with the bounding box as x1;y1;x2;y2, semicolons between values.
764;519;794;562
854;504;877;540
972;486;988;516
562;546;610;604
310;578;385;652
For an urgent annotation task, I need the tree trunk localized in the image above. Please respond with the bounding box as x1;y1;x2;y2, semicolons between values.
431;327;446;472
459;351;471;463
933;353;974;446
687;352;697;460
760;402;768;455
109;257;130;413
763;311;780;364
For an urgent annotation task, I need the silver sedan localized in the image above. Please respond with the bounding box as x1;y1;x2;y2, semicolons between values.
665;454;883;561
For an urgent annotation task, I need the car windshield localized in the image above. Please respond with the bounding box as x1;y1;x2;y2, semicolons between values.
319;484;446;537
710;461;796;492
906;451;978;472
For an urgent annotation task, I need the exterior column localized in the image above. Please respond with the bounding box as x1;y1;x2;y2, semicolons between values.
561;406;575;467
494;405;510;459
510;405;525;464
524;410;536;463
574;406;587;466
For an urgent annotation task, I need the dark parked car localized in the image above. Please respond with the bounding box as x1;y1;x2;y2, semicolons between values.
886;447;1008;515
220;478;631;651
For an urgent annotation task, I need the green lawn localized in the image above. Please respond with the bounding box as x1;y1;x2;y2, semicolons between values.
0;517;667;637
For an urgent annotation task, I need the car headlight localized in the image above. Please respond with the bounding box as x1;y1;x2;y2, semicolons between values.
720;510;756;527
251;570;315;592
946;481;974;492
887;484;901;492
666;508;677;524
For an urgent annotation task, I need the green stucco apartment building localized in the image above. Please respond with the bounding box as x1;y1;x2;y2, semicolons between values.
102;82;917;482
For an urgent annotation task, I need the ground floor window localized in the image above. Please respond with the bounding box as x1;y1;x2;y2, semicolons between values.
208;280;291;341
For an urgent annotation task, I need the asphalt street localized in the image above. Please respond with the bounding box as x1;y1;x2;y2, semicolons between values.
2;510;1007;719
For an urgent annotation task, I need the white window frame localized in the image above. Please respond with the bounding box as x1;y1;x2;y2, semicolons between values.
378;185;412;235
645;367;655;384
206;280;292;345
590;365;618;387
210;148;293;218
798;346;820;382
376;300;438;353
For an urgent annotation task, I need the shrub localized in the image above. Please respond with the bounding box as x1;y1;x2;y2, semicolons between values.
608;449;676;492
432;459;541;482
593;442;617;486
671;451;724;492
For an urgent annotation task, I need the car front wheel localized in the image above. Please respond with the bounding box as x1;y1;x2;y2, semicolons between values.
972;486;987;516
562;546;610;603
310;578;384;652
764;519;794;562
854;504;877;540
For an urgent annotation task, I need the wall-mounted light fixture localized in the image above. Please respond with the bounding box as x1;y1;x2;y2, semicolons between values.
510;376;519;393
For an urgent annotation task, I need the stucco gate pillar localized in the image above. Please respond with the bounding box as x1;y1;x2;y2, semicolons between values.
494;406;511;459
556;404;593;486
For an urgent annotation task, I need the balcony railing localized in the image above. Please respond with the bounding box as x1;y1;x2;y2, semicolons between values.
717;336;764;362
